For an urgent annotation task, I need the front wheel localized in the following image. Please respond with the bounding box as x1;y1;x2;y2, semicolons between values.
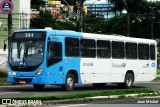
62;73;75;91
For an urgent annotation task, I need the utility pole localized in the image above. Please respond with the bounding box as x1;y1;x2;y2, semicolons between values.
80;0;83;32
8;0;12;37
151;6;155;39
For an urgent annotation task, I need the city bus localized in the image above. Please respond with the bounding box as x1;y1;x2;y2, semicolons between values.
4;28;157;91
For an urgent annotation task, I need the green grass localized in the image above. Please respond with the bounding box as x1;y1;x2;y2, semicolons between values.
0;30;8;49
0;69;8;83
0;69;8;77
0;77;7;83
0;89;154;102
157;69;160;75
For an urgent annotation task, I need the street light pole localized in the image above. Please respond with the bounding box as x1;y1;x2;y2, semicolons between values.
150;6;155;39
8;0;12;37
80;0;83;32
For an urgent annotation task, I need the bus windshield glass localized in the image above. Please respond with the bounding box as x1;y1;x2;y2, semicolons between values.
9;32;46;71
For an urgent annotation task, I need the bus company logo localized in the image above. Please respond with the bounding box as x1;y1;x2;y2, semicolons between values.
151;62;155;67
112;63;126;68
1;99;42;105
0;0;14;14
83;62;93;66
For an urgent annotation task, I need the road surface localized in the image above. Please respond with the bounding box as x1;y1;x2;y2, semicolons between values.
0;82;160;98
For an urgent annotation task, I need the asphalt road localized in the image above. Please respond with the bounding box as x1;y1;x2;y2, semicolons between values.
0;82;160;98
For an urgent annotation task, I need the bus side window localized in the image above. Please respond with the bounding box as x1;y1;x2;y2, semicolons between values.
65;37;80;57
112;41;124;59
150;44;155;60
97;40;111;58
47;42;62;67
138;44;149;60
126;42;137;59
80;39;96;58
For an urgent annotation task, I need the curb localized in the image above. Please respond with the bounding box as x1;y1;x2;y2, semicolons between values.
42;92;160;105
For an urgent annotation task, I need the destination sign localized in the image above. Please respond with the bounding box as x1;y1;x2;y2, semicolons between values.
13;32;46;39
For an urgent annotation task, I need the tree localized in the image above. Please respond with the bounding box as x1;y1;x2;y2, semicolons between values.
31;0;44;10
30;10;56;29
109;0;125;16
30;10;76;31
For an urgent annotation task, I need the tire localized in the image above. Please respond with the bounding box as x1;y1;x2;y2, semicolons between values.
124;73;134;89
62;73;75;91
117;73;133;89
33;84;45;90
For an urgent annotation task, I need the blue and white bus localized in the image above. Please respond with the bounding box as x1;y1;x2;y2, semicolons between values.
5;28;157;91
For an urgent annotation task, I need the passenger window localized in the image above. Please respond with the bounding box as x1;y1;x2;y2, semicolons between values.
65;37;80;57
112;41;124;59
80;39;96;58
97;40;111;58
126;42;137;59
138;44;149;60
150;45;155;60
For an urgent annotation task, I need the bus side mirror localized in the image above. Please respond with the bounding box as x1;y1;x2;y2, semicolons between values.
4;39;6;51
4;44;6;51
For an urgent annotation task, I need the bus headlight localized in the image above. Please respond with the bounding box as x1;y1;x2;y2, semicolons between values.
36;69;43;77
8;72;11;76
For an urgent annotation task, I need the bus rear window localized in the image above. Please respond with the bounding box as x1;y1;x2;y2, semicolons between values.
150;45;155;60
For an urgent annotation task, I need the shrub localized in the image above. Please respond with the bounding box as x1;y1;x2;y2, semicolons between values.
0;69;8;77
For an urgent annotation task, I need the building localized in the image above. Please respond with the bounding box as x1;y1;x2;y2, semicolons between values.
84;0;115;19
0;0;31;30
40;0;75;20
0;0;31;48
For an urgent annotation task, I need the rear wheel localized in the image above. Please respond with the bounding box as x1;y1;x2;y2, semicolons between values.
118;73;133;89
62;73;75;91
124;73;133;89
33;84;45;90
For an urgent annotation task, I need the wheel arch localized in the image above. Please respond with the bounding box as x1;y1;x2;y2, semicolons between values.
66;69;78;83
125;70;135;82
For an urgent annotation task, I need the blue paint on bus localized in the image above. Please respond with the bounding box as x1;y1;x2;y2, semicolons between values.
8;29;83;85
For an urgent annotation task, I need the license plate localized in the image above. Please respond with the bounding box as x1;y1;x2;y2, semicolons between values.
19;80;26;84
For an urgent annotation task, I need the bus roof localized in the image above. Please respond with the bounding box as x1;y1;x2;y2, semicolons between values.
14;29;157;44
82;32;157;44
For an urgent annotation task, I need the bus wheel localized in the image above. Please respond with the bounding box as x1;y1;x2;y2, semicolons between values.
62;73;75;91
33;84;45;90
124;73;133;89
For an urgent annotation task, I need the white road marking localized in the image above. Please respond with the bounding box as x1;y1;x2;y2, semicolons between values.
0;92;21;95
57;104;88;107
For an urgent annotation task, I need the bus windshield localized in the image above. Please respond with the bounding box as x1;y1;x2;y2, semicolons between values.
9;32;46;71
